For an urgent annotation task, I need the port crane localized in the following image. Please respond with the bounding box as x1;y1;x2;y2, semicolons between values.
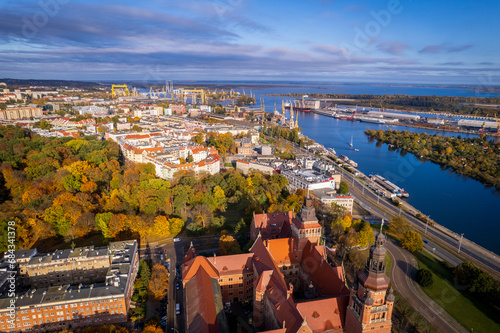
111;84;130;98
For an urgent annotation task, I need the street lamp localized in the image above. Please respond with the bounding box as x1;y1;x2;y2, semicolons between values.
425;215;430;233
171;329;179;333
458;233;464;253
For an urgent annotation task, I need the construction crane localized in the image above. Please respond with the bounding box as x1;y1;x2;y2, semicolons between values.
496;113;500;135
111;84;130;98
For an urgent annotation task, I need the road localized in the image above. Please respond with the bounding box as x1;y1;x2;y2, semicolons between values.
339;168;500;277
385;238;467;333
280;134;500;277
139;240;184;333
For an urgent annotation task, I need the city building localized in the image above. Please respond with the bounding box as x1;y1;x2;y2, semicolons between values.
236;160;275;176
0;107;43;120
183;198;393;332
281;169;341;193
312;188;354;213
0;240;139;332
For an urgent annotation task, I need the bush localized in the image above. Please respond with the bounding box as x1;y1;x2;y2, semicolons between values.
417;268;433;287
186;223;206;237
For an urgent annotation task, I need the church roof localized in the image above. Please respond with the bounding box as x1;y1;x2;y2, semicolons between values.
296;296;349;333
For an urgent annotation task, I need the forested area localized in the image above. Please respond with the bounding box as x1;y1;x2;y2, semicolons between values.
0;125;295;252
365;129;500;187
268;93;500;117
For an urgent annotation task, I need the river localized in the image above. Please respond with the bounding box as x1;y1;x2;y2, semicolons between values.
232;82;500;255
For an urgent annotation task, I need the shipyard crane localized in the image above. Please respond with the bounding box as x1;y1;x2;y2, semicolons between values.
496;113;500;135
111;84;130;98
182;89;206;104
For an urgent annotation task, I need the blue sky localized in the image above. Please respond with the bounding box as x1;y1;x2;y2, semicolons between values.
0;0;498;84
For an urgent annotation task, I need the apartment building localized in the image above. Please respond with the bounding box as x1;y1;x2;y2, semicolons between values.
0;107;43;120
0;240;138;332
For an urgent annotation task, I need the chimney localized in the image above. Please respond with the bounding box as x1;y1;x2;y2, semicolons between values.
213;253;216;265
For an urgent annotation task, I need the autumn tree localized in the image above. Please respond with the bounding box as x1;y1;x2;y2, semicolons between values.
168;217;184;236
356;221;375;247
153;215;170;237
219;233;241;255
401;230;423;252
148;263;169;301
388;216;410;237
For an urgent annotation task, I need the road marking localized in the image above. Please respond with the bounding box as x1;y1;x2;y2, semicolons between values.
387;242;463;333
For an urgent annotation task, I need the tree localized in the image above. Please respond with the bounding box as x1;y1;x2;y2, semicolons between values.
416;268;433;287
337;228;358;261
139;260;151;286
401;230;423;252
142;325;164;333
148;264;169;301
219;233;241;255
357;221;375;247
339;180;349;194
454;262;480;286
388;216;410;237
153;215;170;237
169;217;184;236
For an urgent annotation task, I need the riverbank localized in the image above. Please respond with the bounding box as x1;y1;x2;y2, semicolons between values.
364;129;500;188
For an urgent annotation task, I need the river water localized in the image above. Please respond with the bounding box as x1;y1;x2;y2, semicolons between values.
231;82;500;254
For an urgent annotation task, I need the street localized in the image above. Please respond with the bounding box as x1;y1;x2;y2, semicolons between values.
385;238;467;333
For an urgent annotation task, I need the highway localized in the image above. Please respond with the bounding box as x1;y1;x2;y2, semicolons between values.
338;168;500;277
385;238;467;333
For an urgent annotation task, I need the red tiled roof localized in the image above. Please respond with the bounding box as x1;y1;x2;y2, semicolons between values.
300;241;348;296
266;238;299;265
296;296;349;332
182;256;219;285
185;265;223;333
207;253;253;276
252;211;293;240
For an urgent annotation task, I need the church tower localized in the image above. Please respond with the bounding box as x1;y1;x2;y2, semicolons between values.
291;197;322;246
345;232;394;333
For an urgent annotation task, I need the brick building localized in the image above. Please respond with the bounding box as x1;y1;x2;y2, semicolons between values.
0;240;138;332
183;197;393;333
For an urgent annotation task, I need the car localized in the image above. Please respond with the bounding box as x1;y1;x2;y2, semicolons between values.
175;303;180;315
176;282;180;290
423;240;429;244
174;237;181;243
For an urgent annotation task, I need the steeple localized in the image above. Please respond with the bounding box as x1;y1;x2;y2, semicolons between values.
345;231;393;333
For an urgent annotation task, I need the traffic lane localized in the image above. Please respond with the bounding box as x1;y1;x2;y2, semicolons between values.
349;173;500;273
386;239;466;333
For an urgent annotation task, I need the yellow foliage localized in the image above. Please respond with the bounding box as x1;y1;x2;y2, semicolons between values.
153;216;170;237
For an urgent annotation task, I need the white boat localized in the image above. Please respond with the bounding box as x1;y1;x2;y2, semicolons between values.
349;136;353;147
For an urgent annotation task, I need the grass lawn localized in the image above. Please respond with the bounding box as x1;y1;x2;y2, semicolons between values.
415;251;500;332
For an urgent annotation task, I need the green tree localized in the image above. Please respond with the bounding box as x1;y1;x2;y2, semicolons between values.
401;230;423;252
339;180;349;194
95;212;113;238
416;268;433;287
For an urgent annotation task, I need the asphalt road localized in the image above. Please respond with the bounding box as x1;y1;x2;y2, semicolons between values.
385;238;467;333
139;240;184;333
338;167;500;277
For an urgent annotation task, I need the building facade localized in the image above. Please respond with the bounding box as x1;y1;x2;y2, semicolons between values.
0;240;139;332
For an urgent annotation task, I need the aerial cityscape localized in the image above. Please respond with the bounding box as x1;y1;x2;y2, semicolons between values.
0;1;499;333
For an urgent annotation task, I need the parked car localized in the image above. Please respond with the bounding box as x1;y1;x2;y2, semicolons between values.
174;237;181;243
176;303;180;315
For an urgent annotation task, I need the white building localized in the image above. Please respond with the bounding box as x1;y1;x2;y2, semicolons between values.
312;188;353;213
281;169;341;193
